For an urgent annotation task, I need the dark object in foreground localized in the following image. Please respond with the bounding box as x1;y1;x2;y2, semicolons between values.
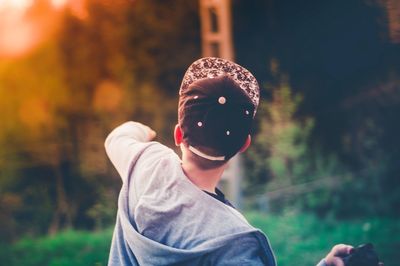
341;243;382;266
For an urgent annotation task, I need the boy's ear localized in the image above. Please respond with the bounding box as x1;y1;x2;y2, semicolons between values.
174;124;183;146
239;135;251;153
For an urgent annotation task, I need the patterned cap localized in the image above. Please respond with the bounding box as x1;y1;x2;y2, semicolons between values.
178;57;260;161
180;57;260;113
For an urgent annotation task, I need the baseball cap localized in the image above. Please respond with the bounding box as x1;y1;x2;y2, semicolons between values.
178;57;260;161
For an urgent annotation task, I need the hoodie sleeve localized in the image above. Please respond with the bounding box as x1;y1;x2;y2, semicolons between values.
104;121;156;182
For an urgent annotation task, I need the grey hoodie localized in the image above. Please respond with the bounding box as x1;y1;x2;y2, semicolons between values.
105;122;277;266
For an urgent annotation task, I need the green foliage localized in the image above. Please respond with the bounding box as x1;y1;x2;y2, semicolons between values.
126;0;201;93
86;189;116;231
0;0;194;241
244;74;353;216
260;83;313;186
0;42;73;240
246;79;317;194
244;73;399;218
246;212;399;266
6;229;113;266
2;213;398;266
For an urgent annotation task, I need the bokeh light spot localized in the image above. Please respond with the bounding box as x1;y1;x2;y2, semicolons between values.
18;97;52;128
93;80;123;112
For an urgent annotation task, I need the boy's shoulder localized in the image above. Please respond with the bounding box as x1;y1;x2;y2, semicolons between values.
135;140;176;164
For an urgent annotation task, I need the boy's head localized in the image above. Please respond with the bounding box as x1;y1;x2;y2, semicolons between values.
176;57;260;168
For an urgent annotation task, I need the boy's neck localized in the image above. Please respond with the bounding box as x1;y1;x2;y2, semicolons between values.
181;160;226;194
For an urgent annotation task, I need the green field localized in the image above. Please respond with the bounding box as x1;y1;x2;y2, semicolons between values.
247;212;399;266
2;212;398;266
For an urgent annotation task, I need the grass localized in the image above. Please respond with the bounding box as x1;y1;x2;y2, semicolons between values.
2;212;398;266
247;211;399;266
3;229;113;266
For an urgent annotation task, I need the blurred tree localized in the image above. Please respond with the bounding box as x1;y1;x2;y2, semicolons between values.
233;1;398;151
261;81;313;187
0;39;73;236
0;1;191;237
244;60;348;215
56;0;184;214
246;61;313;191
126;0;201;94
236;0;400;217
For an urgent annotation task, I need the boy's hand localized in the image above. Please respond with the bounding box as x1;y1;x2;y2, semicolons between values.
324;244;354;266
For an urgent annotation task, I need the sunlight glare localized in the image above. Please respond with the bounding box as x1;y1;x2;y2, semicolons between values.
0;0;33;10
51;0;67;9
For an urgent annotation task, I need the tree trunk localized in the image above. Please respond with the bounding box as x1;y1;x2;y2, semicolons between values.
48;165;72;234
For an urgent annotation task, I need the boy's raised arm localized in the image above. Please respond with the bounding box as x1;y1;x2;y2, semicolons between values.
104;121;156;180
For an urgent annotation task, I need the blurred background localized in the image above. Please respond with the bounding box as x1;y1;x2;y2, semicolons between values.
0;0;399;265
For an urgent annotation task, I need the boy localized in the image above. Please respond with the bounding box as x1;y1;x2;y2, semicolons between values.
105;57;352;265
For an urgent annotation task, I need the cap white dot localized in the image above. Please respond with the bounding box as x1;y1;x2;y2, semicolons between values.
218;96;226;104
245;110;250;115
197;122;203;127
226;130;230;135
194;95;199;99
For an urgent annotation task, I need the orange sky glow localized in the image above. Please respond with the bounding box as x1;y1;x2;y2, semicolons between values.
0;0;84;58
